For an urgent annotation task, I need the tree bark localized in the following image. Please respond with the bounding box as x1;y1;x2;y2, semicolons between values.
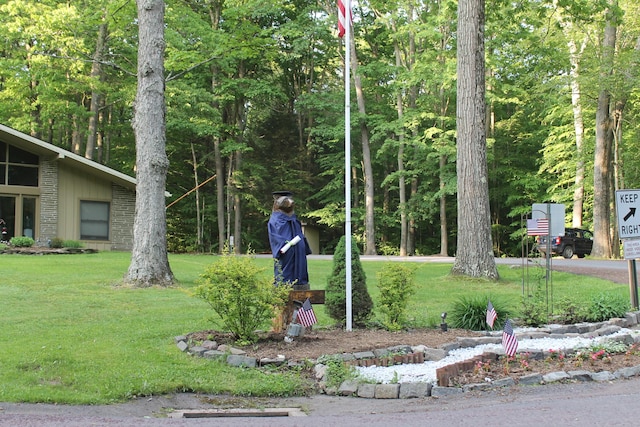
86;20;108;161
451;0;498;279
592;4;617;259
349;27;376;255
125;0;174;287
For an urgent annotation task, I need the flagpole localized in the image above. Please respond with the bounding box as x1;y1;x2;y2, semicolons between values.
344;0;353;332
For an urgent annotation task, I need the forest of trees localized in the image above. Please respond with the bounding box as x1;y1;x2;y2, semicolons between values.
1;0;639;259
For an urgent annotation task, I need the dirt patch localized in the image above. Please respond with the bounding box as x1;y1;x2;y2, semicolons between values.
188;328;483;362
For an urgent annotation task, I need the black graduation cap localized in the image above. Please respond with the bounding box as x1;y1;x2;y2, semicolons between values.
272;190;293;199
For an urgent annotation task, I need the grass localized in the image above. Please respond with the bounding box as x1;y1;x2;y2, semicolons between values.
0;252;629;404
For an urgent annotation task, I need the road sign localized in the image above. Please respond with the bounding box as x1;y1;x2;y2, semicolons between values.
616;190;640;239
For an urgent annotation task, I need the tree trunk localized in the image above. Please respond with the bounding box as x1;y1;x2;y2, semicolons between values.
190;143;202;250
592;4;617;259
451;0;498;279
86;20;108;161
125;0;174;287
349;28;376;255
569;37;586;228
393;39;407;257
207;0;226;254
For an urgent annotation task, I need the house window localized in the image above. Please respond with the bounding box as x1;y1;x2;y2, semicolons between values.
0;141;39;186
80;201;110;240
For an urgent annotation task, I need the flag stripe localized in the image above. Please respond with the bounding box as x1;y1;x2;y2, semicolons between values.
298;298;317;327
527;218;549;236
502;319;518;357
486;300;497;328
337;0;347;38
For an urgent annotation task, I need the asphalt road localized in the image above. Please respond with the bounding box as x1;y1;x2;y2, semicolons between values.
2;378;640;426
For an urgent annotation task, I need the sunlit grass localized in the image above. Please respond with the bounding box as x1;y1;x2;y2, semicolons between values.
0;251;627;404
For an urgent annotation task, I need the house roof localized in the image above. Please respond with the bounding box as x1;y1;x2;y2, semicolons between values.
0;123;137;191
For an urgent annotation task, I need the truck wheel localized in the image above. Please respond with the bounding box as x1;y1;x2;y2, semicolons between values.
562;246;574;259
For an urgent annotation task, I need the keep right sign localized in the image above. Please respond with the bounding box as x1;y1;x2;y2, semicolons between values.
616;189;640;239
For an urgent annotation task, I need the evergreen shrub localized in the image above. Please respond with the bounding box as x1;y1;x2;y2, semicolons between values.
325;236;373;326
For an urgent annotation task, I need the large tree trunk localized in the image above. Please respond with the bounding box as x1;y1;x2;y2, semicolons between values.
125;0;174;287
451;0;498;279
349;29;376;255
592;4;617;259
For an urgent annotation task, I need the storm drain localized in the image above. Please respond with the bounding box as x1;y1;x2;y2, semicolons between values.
168;408;306;418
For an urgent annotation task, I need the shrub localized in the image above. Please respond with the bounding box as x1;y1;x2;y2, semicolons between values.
376;263;417;331
50;237;64;248
194;254;290;345
450;295;510;331
554;297;588;324
520;282;548;326
9;236;35;247
325;236;373;326
316;354;358;388
587;292;629;322
62;240;84;249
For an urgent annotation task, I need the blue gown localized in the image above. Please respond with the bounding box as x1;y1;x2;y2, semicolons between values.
268;211;311;285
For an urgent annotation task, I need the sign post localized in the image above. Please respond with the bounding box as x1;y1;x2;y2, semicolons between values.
615;190;640;310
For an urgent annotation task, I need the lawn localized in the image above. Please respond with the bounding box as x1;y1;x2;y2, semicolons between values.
0;252;628;404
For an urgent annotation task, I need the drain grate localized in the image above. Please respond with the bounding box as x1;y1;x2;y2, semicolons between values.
169;408;306;418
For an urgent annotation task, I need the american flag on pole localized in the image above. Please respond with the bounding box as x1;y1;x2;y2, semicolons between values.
527;218;549;236
337;0;350;38
486;300;497;328
297;298;318;327
502;319;518;357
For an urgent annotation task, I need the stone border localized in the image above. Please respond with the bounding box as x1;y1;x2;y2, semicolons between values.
175;311;640;400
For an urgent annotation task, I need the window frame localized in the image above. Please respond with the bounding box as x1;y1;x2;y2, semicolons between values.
80;200;110;241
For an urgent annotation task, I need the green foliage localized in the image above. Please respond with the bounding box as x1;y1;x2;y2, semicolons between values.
554;297;589;324
325;236;373;326
376;263;417;331
9;236;34;247
450;296;510;331
587;292;630;322
62;240;84;249
194;254;290;344
49;237;64;248
316;354;357;388
520;282;548;327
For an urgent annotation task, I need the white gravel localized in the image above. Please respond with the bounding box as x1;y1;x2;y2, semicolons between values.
355;328;639;385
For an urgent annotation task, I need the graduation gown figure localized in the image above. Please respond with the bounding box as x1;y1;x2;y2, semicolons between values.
268;191;311;288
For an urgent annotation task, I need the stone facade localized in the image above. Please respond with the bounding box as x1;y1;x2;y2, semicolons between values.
110;184;135;250
38;158;59;244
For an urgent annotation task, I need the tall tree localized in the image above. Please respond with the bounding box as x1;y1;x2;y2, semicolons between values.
592;1;618;259
125;0;174;287
451;0;498;279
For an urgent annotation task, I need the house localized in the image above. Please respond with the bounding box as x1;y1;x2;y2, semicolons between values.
0;123;136;251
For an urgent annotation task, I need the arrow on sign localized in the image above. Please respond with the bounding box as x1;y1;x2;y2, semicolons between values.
624;207;636;221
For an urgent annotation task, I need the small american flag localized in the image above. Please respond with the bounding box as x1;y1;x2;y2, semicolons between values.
502;319;518;357
527;218;549;236
297;298;317;327
486;300;497;328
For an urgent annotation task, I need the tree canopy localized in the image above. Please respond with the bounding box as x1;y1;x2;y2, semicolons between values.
1;0;639;260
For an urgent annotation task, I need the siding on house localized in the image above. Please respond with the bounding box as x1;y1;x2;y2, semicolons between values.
1;123;137;251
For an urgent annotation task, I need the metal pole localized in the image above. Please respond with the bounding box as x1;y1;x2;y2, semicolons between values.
344;0;352;332
629;259;639;310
